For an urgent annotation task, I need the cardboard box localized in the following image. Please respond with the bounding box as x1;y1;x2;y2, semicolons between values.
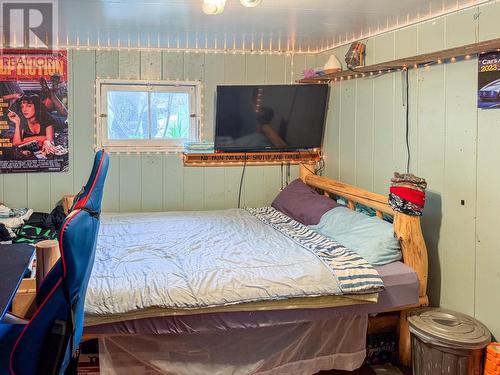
78;354;100;374
77;366;99;374
11;278;36;318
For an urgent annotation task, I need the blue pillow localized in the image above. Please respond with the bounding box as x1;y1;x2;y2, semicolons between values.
310;207;402;266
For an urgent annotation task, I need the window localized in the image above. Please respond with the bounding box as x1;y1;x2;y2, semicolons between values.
96;79;201;152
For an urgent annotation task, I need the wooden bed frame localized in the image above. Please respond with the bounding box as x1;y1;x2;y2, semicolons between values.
60;167;428;366
299;165;428;365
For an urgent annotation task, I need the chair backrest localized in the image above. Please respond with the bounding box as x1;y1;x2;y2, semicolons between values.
9;150;109;375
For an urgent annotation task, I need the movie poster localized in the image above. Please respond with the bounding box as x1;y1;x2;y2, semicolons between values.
478;51;500;109
0;50;68;173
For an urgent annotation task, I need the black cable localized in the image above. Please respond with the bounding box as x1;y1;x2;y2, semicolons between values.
319;161;325;175
280;162;284;190
405;68;410;173
301;163;315;175
286;162;290;185
316;152;325;175
303;149;326;176
237;153;247;209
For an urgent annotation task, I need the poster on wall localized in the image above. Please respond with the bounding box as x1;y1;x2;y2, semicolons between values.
0;50;68;173
478;52;500;109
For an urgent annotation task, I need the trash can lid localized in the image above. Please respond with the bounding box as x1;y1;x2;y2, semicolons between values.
408;308;491;349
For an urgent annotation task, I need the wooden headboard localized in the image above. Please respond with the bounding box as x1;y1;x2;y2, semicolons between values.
300;166;428;307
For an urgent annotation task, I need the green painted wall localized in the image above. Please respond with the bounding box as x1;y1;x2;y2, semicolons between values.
1;1;497;340
319;2;500;339
0;51;315;212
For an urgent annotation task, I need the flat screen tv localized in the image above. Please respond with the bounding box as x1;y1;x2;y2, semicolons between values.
214;84;329;152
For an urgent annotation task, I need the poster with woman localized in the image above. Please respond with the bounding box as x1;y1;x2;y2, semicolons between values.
0;50;68;173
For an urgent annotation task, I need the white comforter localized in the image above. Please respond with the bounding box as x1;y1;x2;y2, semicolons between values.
86;209;343;315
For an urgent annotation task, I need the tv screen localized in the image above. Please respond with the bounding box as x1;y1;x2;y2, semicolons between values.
214;84;329;152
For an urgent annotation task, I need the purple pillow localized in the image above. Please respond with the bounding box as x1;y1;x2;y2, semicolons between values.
271;179;339;225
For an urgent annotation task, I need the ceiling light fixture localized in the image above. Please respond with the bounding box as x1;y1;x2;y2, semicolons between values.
240;0;262;7
202;0;226;15
202;0;261;15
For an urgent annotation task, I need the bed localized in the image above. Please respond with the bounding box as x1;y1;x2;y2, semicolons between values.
64;165;428;374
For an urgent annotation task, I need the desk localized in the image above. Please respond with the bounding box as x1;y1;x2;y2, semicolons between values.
0;244;35;320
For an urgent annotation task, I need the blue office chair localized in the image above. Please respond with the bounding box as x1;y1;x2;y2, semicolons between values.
0;150;109;375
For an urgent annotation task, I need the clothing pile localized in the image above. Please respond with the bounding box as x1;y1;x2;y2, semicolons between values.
0;223;16;243
0;205;34;243
388;172;427;216
0;206;33;228
0;203;66;244
14;204;66;244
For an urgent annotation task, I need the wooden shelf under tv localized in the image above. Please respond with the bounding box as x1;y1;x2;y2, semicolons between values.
183;151;320;167
298;37;500;83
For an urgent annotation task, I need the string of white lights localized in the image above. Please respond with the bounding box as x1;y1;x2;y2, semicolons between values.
325;52;498;82
93;77;206;154
317;0;492;53
61;44;297;56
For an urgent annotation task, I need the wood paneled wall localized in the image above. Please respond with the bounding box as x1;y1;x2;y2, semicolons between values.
318;2;500;339
0;51;315;212
1;0;497;339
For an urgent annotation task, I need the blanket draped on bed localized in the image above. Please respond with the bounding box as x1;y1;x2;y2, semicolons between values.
247;207;384;294
85;208;383;316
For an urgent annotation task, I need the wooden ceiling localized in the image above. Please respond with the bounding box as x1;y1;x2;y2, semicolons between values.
54;0;490;52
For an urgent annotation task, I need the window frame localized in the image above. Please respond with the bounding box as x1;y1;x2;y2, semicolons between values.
95;78;202;153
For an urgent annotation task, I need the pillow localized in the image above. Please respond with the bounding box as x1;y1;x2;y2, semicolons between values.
310;207;401;266
271;179;339;225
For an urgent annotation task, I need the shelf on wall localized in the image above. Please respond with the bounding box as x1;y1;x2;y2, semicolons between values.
183;151;320;167
299;37;500;83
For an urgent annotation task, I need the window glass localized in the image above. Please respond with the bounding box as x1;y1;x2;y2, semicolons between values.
150;92;190;139
107;91;149;140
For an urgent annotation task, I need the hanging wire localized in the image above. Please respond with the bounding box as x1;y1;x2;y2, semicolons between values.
300;150;325;176
237;153;247;208
404;68;410;173
286;162;291;185
280;162;284;190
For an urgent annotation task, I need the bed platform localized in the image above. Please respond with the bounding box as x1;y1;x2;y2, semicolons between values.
299;166;428;365
63;165;428;370
84;260;419;334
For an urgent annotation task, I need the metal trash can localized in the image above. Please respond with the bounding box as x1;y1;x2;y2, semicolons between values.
408;308;491;375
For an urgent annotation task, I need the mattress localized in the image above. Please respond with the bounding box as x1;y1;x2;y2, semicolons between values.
85;208;383;324
85;293;377;326
85;261;418;334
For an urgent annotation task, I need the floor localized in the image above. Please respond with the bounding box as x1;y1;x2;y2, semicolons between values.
77;359;411;375
78;340;412;374
318;364;411;375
